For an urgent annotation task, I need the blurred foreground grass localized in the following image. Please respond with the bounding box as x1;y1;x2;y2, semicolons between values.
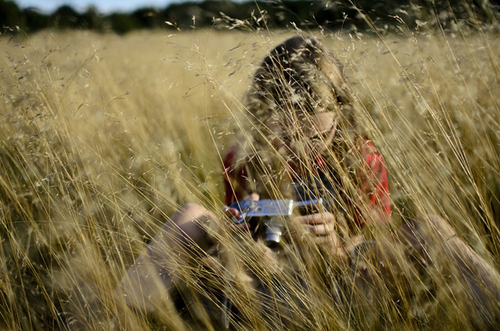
0;27;499;329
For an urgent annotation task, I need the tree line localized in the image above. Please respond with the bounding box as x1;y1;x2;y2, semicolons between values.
1;0;499;35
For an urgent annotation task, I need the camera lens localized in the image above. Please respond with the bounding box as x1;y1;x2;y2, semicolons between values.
263;217;283;248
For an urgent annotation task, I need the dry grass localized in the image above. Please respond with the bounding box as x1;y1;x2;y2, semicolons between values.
0;22;499;330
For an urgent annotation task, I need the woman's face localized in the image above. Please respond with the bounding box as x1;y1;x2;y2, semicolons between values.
277;111;337;161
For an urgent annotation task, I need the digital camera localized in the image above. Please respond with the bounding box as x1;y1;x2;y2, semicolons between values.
228;199;323;247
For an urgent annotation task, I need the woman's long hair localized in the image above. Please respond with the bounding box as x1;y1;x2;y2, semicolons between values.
246;35;355;138
235;36;364;227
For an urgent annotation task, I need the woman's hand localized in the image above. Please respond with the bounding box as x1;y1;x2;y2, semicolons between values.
295;211;336;237
292;211;346;258
222;193;260;229
223;205;241;219
292;200;336;238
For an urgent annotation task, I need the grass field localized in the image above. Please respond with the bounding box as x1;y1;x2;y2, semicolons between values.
0;21;499;330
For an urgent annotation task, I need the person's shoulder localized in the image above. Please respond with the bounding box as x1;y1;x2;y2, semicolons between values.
223;140;244;169
357;136;379;156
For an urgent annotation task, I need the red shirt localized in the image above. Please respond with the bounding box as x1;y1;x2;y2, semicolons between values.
356;138;391;225
223;138;391;226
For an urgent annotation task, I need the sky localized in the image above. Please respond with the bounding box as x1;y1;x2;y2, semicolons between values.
15;0;203;14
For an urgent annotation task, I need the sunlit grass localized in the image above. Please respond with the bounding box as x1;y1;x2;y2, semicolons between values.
0;17;499;330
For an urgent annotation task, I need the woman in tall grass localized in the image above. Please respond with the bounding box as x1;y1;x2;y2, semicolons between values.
117;36;499;329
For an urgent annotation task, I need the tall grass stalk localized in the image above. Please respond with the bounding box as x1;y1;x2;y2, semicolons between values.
0;8;499;330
